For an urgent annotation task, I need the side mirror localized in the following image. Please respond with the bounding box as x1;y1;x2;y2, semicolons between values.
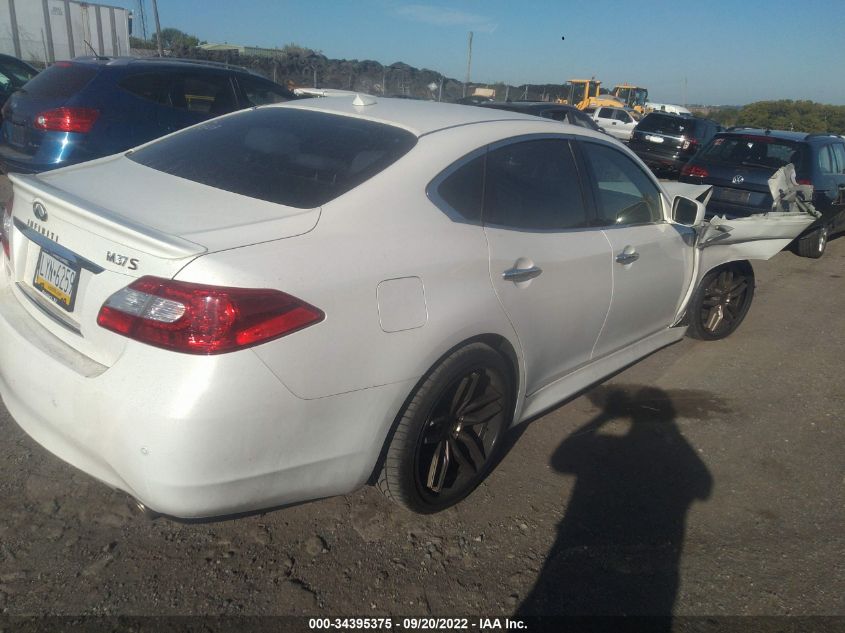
672;195;705;227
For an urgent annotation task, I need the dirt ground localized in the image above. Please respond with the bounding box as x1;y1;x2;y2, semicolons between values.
0;194;843;622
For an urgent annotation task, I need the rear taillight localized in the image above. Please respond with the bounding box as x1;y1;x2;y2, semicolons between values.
797;178;812;186
680;164;708;178
1;190;13;259
97;276;324;355
34;107;99;133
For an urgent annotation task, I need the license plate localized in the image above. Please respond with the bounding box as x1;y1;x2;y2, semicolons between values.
714;187;751;204
8;122;25;147
645;135;664;144
33;248;81;312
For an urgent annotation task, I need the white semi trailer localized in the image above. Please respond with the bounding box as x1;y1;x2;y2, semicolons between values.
0;0;131;65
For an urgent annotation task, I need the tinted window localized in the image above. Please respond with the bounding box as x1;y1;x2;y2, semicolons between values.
582;142;662;225
817;145;835;175
437;155;484;221
636;113;690;135
174;74;234;114
0;58;36;90
597;108;613;119
483;139;587;230
830;143;845;174
18;62;97;99
569;110;600;130
238;75;295;106
544;110;568;122
119;73;170;106
613;110;631;122
128;107;417;208
698;135;805;170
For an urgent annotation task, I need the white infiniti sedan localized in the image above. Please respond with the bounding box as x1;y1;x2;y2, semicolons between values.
0;96;816;517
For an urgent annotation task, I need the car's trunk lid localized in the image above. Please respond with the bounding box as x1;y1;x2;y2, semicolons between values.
5;158;320;366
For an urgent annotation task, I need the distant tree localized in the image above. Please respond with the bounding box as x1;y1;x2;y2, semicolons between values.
157;27;200;50
733;100;844;134
129;36;156;50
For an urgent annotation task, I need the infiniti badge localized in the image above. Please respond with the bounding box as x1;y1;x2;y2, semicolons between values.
33;201;48;221
732;175;745;185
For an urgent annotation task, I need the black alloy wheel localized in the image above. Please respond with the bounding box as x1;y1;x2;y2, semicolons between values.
378;343;512;513
687;263;755;341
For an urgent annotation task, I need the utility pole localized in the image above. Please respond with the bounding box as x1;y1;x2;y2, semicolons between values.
151;0;163;57
683;76;688;107
137;0;148;40
463;31;473;98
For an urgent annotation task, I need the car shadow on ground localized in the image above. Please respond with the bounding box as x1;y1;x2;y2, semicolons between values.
516;384;719;624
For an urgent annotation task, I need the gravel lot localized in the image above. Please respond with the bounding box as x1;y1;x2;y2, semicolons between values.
0;193;843;621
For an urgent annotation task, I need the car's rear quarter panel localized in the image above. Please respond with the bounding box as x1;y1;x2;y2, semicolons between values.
176;122;540;402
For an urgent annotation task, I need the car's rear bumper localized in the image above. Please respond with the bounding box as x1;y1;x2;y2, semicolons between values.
0;274;413;518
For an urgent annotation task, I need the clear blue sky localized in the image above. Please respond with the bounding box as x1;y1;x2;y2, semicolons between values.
112;0;845;106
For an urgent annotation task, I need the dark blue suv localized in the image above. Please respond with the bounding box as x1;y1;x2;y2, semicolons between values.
680;128;845;258
0;56;296;174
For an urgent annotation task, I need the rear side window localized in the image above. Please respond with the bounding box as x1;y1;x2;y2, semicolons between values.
436;155;484;222
817;145;836;175
830;143;845;174
128;107;417;208
119;73;170;105
19;62;97;99
483;139;588;230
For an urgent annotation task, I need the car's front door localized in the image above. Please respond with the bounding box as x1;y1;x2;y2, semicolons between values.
578;141;691;358
482;138;613;395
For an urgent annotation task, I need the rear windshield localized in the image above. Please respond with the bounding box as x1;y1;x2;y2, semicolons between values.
698;134;807;171
637;113;697;135
128;107;418;208
18;62;97;99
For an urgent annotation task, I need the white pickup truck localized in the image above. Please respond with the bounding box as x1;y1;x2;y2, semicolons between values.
587;106;640;141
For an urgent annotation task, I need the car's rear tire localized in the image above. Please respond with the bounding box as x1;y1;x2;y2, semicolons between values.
378;343;513;513
796;224;829;259
687;262;755;341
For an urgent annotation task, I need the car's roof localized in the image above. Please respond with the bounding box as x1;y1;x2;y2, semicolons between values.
68;55;257;76
280;95;576;137
481;101;577;111
720;128;841;143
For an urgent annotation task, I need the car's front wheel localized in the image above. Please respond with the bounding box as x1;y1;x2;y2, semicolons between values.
796;224;829;259
687;262;755;340
378;343;513;513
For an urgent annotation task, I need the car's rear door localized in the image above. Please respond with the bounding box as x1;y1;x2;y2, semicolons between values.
482;137;612;395
578;140;691;358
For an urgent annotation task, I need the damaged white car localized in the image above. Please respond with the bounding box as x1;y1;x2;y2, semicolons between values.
0;97;817;517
